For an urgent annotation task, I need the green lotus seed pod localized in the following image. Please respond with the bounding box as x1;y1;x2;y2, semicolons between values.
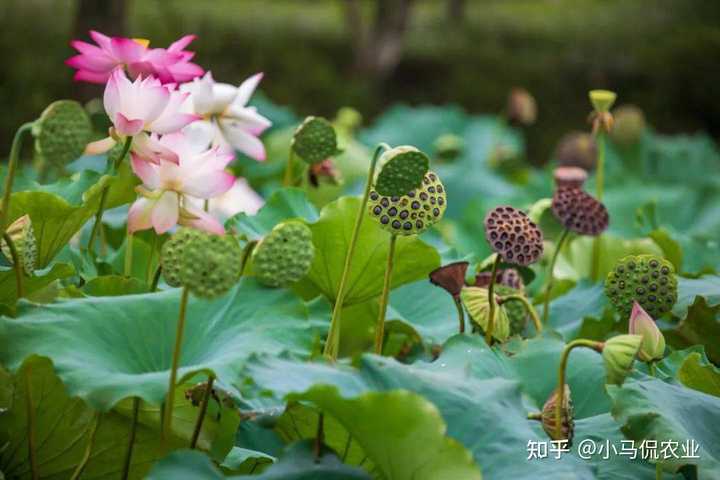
252;221;314;287
161;228;203;288
496;285;528;336
460;286;511;342
181;233;243;299
374;146;429;196
368;171;446;236
602;334;642;385
33;100;92;166
1;215;37;275
433;134;464;162
291;116;341;164
589;89;617;113
604;254;677;318
541;384;574;445
610;105;646;146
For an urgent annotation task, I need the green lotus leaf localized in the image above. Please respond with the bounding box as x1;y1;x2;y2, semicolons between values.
0;279;321;410
676;352;720;397
303;196;440;306
673;274;720;319
0;262;74;306
82;275;148;296
664;296;720;364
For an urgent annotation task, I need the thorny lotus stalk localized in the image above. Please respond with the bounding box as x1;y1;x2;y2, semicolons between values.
88;136;133;258
3;233;23;298
121;397;141;480
0;122;34;236
542;228;570;324
324;143;389;360
375;234;397;354
500;293;542;335
555;339;603;438
163;286;190;441
190;375;215;449
484;255;502;345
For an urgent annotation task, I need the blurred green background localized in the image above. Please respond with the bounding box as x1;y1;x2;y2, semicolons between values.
1;0;719;161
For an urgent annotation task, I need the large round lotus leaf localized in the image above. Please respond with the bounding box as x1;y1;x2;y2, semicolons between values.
374;146;429;196
292;116;340;164
33;100;92;166
0;279;320;410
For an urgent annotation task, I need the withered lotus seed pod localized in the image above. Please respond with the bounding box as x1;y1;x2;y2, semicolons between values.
541;384;574;445
181;233;243;299
555;132;597;172
291;116;341;164
374;146;430;196
506;87;537;126
252;221;315;287
369;170;446;236
604;255;677;318
553;166;588;189
33;100;92;166
474;267;525;291
551;186;609;236
429;261;469;298
483;206;544;266
1;214;37;275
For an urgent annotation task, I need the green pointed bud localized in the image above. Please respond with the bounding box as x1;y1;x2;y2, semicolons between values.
589;90;617;113
496;285;528;336
252;221;314;287
374;146;429;196
32;100;92;166
629;301;665;362
161;228;203;288
433;133;464;162
541;384;574;444
369;171;446;236
1;215;37;275
460;286;510;342
602;334;642;385
604;254;677;318
181;233;243;299
291;116;341;164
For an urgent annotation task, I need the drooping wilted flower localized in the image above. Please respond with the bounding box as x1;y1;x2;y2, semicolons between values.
551;186;609;236
628;301;666;362
602;334;642;385
483;206;544;266
429;261;469;298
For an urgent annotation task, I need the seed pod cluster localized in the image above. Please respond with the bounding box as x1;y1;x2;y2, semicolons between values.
33;100;92;166
252;221;315;287
541;385;574;445
484;206;544;266
369;171;446;236
551;186;609;236
291;116;340;164
1;215;37;275
604;255;677;318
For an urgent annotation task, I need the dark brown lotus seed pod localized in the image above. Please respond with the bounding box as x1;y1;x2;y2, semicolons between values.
553;166;588;189
368;170;446;236
551;186;609;236
555;131;597;172
483;206;544;266
474;267;525;291
429;261;469;297
541;384;574;445
605;255;677;318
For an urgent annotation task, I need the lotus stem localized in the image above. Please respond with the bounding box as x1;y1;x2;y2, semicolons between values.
88;136;132;258
527;412;542;421
190;375;215;449
283;149;295;187
375;234;397;354
203;199;209;213
591;234;603;282
542;228;570;324
240;240;257;275
314;413;325;459
454;296;465;333
163;287;190;441
124;232;133;277
25;364;39;480
501;294;542;335
595;132;605;201
3;233;23;299
70;413;100;480
324;143;389;360
0;122;33;236
150;266;162;292
484;255;502;345
556;339;603;438
121;397;140;480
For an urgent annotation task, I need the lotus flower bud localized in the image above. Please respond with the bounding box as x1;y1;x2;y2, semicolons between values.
252;221;315;287
460;286;511;342
33;100;92;166
484;206;544;266
589;90;617;113
555;132;597;171
506;87;537;126
628;301;665;362
433;133;464;162
553;166;588;189
541;384;574;444
551;186;609;236
369;171;446;236
374;146;429;196
602;334;642;385
611;105;646;146
1;215;37;275
605;255;677;318
429;261;469;298
291;116;341;164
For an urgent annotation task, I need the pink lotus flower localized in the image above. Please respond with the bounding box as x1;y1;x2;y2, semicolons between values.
127;133;235;234
628;301;666;362
181;72;271;161
66;31;203;84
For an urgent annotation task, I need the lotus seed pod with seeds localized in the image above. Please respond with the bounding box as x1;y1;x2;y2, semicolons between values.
605;255;677;318
33;100;92;166
602;334;642;385
541;385;574;445
483;206;544;266
369;171;446;236
474;267;525;291
610;105;646;146
460;286;511;342
181;233;243;299
553;166;588;189
551;186;609;236
1;215;37;275
374;146;429;196
555;132;596;171
589;90;617;113
252;221;314;287
161;228;204;288
429;261;469;298
291;116;340;164
495;285;528;335
506;87;537;126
